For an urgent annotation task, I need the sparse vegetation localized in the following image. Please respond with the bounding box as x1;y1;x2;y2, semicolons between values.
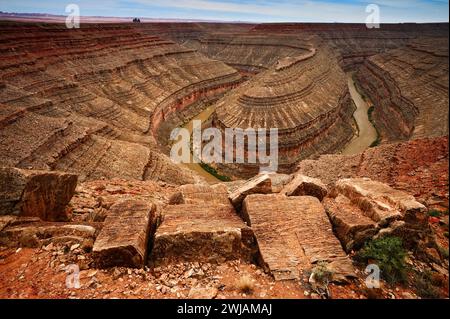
357;236;408;284
412;270;443;299
311;261;334;284
236;275;255;294
367;106;382;147
428;209;442;217
199;162;232;181
437;245;449;260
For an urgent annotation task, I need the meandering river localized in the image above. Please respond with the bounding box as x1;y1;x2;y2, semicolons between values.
180;74;377;182
341;74;378;155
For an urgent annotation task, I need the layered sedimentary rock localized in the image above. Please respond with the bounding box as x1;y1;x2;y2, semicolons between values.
280;173;328;201
212;41;356;177
250;23;449;70
242;194;355;281
355;38;449;140
0;167;77;221
0;22;241;184
151;184;255;265
92;199;157;268
0;217;97;248
324;178;427;251
296;136;449;205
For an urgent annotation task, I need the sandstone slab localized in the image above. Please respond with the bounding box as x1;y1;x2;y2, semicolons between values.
228;174;272;211
151;202;254;265
242;194;355;281
92;199;156;268
280;174;328;201
327;178;428;250
0;221;97;248
335;178;426;225
0;167;77;221
169;183;230;206
323;195;377;252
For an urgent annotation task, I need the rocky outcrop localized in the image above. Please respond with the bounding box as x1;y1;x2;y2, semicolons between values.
92;199;157;268
280;173;328;201
0;217;97;248
242;194;355;281
0;167;77;221
151;184;255;265
325;178;428;251
296;136;449;205
228;174;272;211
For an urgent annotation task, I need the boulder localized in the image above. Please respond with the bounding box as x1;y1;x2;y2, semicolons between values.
92;199;156;268
151;202;254;265
169;184;230;206
323;195;377;252
228;174;272;211
242;194;355;282
280;174;328;201
0;167;77;221
328;178;428;249
0;221;97;248
335;178;426;225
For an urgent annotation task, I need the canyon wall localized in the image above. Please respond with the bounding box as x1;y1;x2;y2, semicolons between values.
211;39;356;178
0;22;242;183
355;37;448;141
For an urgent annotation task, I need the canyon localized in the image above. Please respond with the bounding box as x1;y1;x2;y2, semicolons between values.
0;21;448;299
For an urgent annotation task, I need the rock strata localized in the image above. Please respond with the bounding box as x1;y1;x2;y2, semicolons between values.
0;167;77;221
92;199;157;268
324;178;427;251
242;194;355;281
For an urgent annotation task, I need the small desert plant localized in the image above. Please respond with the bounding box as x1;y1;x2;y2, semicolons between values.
437;246;449;259
311;261;333;284
236;275;254;294
413;270;443;299
427;210;442;218
357;236;408;284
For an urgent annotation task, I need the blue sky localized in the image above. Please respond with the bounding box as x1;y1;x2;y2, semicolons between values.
1;0;448;22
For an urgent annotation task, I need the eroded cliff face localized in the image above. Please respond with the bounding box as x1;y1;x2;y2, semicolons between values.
211;40;356;178
0;22;241;184
0;22;448;183
355;38;449;141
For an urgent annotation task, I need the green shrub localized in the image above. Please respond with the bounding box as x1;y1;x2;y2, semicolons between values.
428;210;442;218
357;236;408;284
367;106;381;147
199;162;231;182
438;246;449;260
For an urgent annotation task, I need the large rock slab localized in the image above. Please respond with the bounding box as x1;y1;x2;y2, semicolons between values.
242;194;355;281
0;167;77;221
280;174;328;201
335;178;426;225
228;174;272;211
169;184;230;206
92;199;156;268
151;202;254;265
327;178;428;250
323;195;377;252
0;220;97;248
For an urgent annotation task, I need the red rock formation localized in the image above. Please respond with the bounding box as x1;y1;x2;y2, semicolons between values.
0;22;241;184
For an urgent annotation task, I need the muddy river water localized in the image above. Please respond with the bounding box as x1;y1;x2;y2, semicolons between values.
341;74;378;155
180;74;377;181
